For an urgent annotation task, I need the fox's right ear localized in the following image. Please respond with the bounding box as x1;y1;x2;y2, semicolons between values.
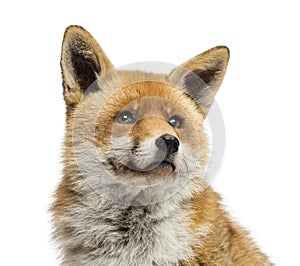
61;25;114;107
168;46;229;116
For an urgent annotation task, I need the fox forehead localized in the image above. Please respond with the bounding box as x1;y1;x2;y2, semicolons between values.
119;97;173;117
95;79;202;118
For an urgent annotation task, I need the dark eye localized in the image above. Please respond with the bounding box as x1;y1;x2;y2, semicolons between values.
169;115;183;128
115;111;136;124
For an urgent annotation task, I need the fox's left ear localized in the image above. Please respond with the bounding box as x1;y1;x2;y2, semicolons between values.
61;25;114;108
168;46;229;115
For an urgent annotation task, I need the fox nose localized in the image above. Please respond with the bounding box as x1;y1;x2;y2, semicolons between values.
155;134;179;156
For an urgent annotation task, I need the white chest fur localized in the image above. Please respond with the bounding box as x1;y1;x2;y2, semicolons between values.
56;197;202;266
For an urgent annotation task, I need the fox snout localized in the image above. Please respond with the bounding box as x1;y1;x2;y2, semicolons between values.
155;134;179;157
112;116;180;174
131;133;180;172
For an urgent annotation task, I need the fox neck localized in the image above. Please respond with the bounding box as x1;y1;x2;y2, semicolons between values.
55;183;199;266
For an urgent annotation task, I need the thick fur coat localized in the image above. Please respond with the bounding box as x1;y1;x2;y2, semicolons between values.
51;25;272;266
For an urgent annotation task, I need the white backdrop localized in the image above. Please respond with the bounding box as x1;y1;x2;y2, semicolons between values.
1;1;299;265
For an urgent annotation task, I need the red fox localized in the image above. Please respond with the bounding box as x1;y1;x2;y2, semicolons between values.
51;25;272;265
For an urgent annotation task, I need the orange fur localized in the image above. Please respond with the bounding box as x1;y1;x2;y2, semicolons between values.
51;25;272;265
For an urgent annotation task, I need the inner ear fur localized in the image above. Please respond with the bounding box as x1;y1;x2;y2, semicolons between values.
61;25;114;107
168;46;229;115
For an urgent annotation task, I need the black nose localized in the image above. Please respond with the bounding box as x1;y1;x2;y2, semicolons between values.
155;134;179;156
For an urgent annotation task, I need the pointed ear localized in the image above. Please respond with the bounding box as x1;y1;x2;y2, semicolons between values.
168;46;229;115
61;25;114;107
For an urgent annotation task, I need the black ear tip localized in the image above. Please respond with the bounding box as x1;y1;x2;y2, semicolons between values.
65;25;86;32
221;46;230;58
217;45;230;52
63;25;90;40
213;46;230;61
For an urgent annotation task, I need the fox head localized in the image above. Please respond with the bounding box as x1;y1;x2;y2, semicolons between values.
60;25;229;205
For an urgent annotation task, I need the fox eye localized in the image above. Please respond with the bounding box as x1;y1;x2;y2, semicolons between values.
169;115;183;128
115;111;136;124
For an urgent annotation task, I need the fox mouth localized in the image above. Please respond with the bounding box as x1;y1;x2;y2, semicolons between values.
129;159;175;173
107;157;176;185
152;160;175;171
